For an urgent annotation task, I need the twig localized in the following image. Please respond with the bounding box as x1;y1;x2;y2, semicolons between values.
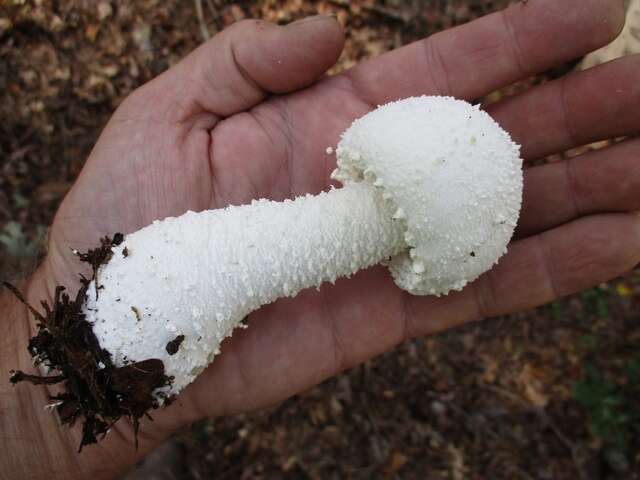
205;0;217;14
536;409;592;480
204;0;223;32
194;0;210;41
481;384;531;406
362;4;411;23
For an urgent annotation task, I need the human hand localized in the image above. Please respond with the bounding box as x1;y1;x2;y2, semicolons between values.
16;0;640;477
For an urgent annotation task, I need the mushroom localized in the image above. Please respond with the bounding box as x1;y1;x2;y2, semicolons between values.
11;96;522;448
86;95;523;396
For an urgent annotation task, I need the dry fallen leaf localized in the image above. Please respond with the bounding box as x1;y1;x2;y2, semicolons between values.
481;354;500;383
281;456;298;472
616;282;633;297
518;363;549;407
581;0;640;68
386;451;408;474
448;444;468;480
97;1;113;21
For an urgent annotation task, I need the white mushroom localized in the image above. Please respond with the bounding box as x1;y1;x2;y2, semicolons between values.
83;95;523;396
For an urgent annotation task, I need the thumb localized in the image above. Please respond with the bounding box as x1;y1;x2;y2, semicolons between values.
142;15;345;119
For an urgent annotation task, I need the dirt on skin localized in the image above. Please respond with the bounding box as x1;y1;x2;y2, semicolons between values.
1;1;639;479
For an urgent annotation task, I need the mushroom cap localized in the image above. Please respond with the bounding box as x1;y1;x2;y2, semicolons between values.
333;96;523;296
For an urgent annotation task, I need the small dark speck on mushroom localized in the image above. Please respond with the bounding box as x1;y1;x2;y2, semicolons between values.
131;306;141;321
166;335;185;355
122;247;129;258
470;251;476;257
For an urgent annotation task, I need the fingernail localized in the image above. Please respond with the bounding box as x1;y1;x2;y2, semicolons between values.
287;13;338;28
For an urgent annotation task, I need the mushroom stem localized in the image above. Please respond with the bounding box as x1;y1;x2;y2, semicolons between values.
85;181;406;393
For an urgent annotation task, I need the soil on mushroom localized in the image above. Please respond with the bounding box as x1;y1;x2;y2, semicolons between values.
6;234;174;451
1;1;638;479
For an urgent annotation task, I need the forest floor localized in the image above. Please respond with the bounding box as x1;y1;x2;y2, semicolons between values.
1;1;639;479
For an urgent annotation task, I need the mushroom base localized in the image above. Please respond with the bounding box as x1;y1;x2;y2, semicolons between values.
6;235;173;452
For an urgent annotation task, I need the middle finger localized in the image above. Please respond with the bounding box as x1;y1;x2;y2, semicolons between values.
487;55;640;161
517;138;640;238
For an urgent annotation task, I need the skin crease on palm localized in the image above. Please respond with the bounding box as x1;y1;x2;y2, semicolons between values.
6;0;640;476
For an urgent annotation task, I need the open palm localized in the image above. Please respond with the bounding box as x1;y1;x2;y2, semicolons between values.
30;0;640;471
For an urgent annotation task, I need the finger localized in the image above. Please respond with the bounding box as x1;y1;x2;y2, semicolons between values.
516;138;640;238
183;213;640;417
343;0;624;105
134;16;344;120
207;0;626;207
407;213;640;337
487;54;640;160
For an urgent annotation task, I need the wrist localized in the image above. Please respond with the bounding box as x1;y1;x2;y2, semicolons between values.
0;276;76;479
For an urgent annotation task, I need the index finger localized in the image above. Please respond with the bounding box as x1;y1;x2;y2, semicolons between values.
343;0;625;106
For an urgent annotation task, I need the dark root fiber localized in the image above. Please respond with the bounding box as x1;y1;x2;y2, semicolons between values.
5;234;173;452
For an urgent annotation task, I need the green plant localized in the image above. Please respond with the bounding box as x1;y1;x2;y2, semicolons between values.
579;287;610;318
0;221;44;259
549;299;564;321
573;357;640;470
